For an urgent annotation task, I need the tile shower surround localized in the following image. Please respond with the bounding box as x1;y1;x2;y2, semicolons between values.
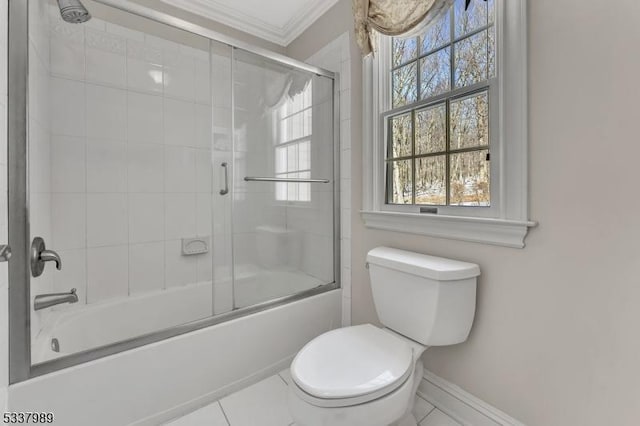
44;11;214;308
35;5;340;320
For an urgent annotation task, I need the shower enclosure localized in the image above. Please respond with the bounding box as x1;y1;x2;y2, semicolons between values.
8;0;338;383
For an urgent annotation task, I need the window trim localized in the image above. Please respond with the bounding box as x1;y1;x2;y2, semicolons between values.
361;0;536;248
274;84;314;205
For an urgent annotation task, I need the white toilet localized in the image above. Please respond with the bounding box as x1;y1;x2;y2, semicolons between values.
287;247;480;426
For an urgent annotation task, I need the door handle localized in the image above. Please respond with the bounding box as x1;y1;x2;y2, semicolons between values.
0;245;11;262
220;162;229;195
31;237;62;277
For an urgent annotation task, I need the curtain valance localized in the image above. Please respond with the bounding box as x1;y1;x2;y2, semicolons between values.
353;0;454;56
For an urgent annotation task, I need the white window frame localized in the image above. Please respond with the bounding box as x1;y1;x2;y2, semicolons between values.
361;0;535;248
273;84;313;206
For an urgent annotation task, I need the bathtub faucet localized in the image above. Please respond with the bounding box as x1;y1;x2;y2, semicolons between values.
34;288;79;311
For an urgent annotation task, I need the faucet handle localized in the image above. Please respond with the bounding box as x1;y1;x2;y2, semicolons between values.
41;249;63;270
31;237;63;277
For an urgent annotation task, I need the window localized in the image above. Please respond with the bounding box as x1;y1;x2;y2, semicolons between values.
362;0;535;247
275;82;312;202
387;0;495;208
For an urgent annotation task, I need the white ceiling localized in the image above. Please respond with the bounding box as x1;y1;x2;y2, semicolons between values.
158;0;341;46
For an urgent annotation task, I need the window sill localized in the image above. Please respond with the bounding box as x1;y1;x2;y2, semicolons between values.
360;210;537;248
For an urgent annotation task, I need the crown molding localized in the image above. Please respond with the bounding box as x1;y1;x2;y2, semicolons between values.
159;0;340;46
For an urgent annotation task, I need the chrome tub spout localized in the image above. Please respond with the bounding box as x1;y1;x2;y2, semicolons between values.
34;288;79;311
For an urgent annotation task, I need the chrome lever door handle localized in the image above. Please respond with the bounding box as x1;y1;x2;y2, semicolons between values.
31;237;63;277
220;162;229;195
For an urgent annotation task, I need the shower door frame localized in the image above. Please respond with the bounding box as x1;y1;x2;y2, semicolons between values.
7;0;340;384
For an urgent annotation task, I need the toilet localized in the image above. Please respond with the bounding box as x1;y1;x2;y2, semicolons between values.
287;247;480;426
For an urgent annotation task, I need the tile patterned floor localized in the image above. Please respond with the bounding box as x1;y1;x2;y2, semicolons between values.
165;369;460;426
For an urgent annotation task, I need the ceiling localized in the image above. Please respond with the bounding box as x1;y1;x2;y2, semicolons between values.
157;0;341;46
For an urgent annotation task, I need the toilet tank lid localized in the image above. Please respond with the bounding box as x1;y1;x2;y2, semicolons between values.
366;247;480;281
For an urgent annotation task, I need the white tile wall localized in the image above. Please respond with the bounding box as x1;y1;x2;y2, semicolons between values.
50;77;84;137
85;28;127;88
51;194;86;250
86;193;128;247
45;10;214;310
164;98;196;147
165;240;197;288
127;92;163;144
128;143;164;192
86;141;127;192
86;85;127;140
87;245;129;302
129;242;165;294
51;135;85;192
129;194;164;243
50;20;85;79
305;33;352;326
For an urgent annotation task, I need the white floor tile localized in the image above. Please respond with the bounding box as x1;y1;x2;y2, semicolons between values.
166;373;454;426
413;395;435;423
220;375;293;426
278;368;292;385
419;409;460;426
165;402;228;426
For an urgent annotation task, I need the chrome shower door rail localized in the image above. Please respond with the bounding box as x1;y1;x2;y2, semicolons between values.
244;177;331;183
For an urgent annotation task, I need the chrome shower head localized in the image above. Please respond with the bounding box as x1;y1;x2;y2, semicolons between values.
57;0;92;24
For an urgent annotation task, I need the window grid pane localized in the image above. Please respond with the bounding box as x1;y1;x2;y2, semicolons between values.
387;160;413;204
420;47;451;99
387;0;494;207
388;113;413;159
416;103;446;155
392;62;418;108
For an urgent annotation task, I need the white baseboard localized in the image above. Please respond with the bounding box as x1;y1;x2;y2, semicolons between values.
418;370;526;426
131;356;294;426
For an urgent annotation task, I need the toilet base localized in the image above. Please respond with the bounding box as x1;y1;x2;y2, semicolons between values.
391;360;423;426
289;359;425;426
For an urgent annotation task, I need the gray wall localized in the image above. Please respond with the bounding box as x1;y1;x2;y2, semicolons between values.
287;1;640;425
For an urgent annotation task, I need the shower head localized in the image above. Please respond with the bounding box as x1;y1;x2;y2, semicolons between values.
57;0;92;24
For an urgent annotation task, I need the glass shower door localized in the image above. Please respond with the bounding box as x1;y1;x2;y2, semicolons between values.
230;49;336;309
12;0;337;381
27;0;222;364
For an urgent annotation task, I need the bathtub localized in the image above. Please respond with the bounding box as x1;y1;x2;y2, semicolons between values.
11;289;342;426
32;281;215;363
33;267;327;364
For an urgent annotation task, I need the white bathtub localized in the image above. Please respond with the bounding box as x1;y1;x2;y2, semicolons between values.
10;289;342;426
33;281;214;363
32;267;326;364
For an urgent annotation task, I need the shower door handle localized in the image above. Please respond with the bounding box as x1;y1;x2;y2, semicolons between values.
220;162;229;195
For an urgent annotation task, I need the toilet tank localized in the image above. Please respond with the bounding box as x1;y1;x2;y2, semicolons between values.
366;247;480;346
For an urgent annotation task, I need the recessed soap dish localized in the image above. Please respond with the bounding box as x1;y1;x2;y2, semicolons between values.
182;237;210;255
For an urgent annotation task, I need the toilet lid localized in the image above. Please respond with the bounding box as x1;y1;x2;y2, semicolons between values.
290;324;413;401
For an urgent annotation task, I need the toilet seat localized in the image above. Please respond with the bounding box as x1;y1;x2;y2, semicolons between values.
290;324;414;408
